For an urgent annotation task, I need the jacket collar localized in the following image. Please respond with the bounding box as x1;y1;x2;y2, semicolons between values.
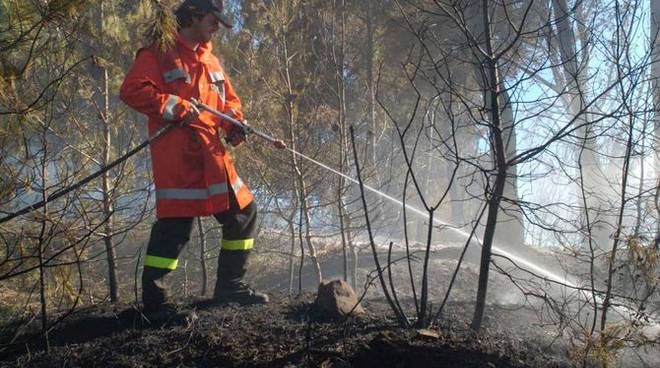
175;33;213;62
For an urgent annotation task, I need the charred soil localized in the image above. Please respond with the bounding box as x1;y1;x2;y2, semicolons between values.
0;294;572;368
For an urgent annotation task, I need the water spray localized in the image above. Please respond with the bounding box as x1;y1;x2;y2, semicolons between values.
290;148;659;332
297;146;660;326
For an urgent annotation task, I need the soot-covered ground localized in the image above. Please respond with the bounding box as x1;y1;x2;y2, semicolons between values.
0;293;572;368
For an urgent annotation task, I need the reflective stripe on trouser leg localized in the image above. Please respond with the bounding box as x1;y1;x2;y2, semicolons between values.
144;255;178;270
222;238;254;250
142;218;193;308
213;191;258;291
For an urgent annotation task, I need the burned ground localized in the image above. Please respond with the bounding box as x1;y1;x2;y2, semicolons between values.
0;293;572;368
0;244;579;367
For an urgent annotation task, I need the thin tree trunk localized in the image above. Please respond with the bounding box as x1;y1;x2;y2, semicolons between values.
553;0;609;249
334;0;349;282
281;26;322;286
287;109;305;294
471;0;508;331
350;127;409;327
494;89;524;248
101;66;118;303
348;215;358;290
338;192;349;282
287;213;296;297
298;176;322;285
97;2;118;303
600;6;636;334
297;198;305;294
418;209;435;327
366;0;377;165
183;259;189;297
633;120;647;237
197;217;208;296
416;110;436;243
651;0;660;176
600;108;634;334
37;125;50;352
651;0;660;242
466;6;523;250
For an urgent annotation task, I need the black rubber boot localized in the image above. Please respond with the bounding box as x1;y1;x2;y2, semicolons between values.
141;301;180;323
142;267;179;323
142;218;193;312
142;267;170;311
213;249;269;305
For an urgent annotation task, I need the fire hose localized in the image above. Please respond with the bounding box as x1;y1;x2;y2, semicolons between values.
0;100;285;225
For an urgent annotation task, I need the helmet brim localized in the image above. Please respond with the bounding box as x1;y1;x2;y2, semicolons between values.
213;11;233;28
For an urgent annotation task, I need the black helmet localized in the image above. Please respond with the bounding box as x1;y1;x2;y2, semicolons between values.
176;0;233;28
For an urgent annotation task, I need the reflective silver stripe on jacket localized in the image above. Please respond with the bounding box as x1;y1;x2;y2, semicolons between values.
211;85;226;105
156;183;229;200
163;68;191;83
209;71;226;104
162;94;179;121
232;177;244;194
209;71;224;83
156;177;245;201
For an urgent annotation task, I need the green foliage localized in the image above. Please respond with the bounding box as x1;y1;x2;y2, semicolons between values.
142;0;177;51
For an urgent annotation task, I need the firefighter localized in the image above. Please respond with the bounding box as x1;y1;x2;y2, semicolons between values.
120;0;268;316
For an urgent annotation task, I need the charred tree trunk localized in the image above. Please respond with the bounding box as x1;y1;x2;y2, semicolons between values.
366;0;377;165
334;0;350;282
197;217;208;296
471;0;508;331
287;210;296;297
37;125;50;352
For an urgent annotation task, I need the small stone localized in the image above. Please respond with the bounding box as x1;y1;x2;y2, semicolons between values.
314;279;365;318
416;328;440;339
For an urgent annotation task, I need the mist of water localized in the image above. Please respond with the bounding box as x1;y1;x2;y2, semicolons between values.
286;147;659;329
287;148;575;286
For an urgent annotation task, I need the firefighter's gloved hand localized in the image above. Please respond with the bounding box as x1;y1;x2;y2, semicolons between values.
272;139;287;149
225;109;247;147
226;125;248;147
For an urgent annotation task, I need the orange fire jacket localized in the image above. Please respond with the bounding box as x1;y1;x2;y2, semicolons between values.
120;34;254;218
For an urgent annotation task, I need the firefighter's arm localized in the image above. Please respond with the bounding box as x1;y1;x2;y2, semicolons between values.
119;48;196;123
